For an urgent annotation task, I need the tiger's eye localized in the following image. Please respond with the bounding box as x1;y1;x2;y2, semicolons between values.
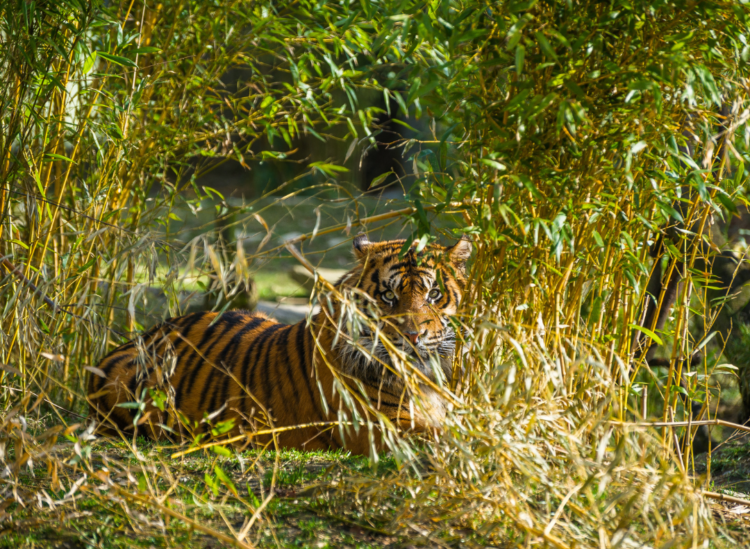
428;288;441;300
383;290;396;302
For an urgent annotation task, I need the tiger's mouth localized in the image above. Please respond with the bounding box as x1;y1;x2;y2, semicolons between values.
336;331;453;390
400;341;428;358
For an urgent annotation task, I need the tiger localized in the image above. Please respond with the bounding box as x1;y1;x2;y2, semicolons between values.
88;234;472;454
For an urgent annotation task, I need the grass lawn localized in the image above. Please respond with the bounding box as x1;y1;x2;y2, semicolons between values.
0;434;496;549
5;429;750;548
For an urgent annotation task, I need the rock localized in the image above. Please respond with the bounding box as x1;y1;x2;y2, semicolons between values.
256;300;318;324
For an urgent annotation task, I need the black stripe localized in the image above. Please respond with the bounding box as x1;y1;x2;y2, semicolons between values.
201;356;228;426
239;323;285;415
97;327;160;376
127;364;141;405
113;322;164;354
296;322;323;421
241;322;281;389
200;315;254;416
215;315;267;367
253;325;286;414
266;325;292;409
208;316;268;417
164;312;207;351
370;268;380;287
182;316;241;402
171;312;211;363
100;352;133;377
410;268;433;279
175;316;236;408
389;261;410;271
387;272;401;284
442;284;453;309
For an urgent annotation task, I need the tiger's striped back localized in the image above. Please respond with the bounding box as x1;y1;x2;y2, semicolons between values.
88;236;472;454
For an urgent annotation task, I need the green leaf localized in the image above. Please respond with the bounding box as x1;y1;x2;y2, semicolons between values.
369;171;392;188
33;171;46;198
716;193;738;216
76;258;96;274
515;45;525;75
694;331;717;354
82;51;97;74
391;118;418;132
203;187;225;201
214;465;238;496
480;158;506;171
510;0;538;12
693;65;721;105
149;388;168;412
43;152;76;163
415;233;429;253
98;52;137;68
592;230;604;249
512;174;541;198
310;162;349;175
734;162;745;186
130;46;161;54
211;418;235;436
212;445;232;457
563;79;586;103
629;324;664;346
204;473;219;496
116;401;143;409
393;91;408;118
534;32;558;62
414;199;429;233
247;484;261;507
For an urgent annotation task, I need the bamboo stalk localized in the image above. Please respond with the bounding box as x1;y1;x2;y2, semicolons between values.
701;491;750;507
610;419;750;434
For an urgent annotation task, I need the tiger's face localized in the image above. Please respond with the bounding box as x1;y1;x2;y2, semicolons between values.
335;235;472;387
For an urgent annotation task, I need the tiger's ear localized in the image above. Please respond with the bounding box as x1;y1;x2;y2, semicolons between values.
447;236;472;268
352;233;371;261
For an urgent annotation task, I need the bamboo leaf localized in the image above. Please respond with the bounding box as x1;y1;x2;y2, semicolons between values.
480;158;506;171
629;324;664;346
534;32;558;62
98;51;137;68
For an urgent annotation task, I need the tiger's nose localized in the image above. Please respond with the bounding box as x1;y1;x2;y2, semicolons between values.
405;331;422;345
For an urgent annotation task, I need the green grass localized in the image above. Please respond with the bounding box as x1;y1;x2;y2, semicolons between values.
0;437;411;549
0;428;511;549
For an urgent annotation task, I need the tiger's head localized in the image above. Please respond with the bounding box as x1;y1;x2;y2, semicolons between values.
333;235;472;388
